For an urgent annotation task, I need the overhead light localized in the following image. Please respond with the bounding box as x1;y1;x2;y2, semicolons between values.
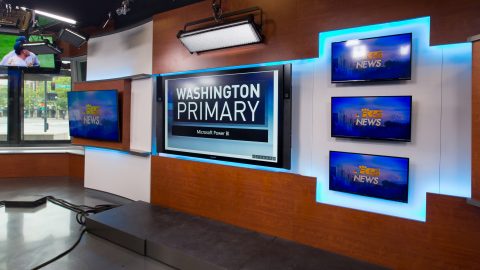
178;17;262;53
21;7;76;25
58;28;88;48
23;41;62;55
177;3;263;54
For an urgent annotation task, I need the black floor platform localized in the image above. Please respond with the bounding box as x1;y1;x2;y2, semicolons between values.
86;201;388;270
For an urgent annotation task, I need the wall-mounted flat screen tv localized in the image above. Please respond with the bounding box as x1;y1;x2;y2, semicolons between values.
67;90;120;141
160;64;292;168
331;96;412;141
0;34;58;70
329;151;409;203
331;33;412;82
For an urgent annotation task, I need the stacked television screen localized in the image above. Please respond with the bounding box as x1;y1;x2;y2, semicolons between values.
329;33;412;203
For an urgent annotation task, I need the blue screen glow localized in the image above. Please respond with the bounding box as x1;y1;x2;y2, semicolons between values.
330;151;409;203
68;90;120;141
331;33;412;82
332;96;412;141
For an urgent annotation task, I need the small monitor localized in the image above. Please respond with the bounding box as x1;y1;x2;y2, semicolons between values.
331;33;412;83
67;90;120;142
329;151;409;203
0;34;58;70
331;96;412;141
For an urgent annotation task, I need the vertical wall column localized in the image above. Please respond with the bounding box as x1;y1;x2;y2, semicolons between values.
7;68;23;143
472;35;480;201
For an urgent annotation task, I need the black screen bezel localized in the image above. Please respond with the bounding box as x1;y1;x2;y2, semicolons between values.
331;33;413;83
329;150;410;203
157;64;292;169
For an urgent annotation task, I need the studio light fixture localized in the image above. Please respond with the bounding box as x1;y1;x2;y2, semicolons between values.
21;7;76;25
58;28;88;48
23;41;62;54
177;1;263;54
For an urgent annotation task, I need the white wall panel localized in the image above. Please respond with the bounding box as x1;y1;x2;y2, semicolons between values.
84;21;153;201
85;148;151;202
130;78;153;152
439;44;472;197
87;21;153;81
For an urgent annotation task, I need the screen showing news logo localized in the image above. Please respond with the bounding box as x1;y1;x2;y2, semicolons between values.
331;33;412;82
329;151;409;203
67;90;120;141
331;96;412;141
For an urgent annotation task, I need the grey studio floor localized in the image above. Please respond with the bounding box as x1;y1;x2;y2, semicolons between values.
0;177;174;270
0;177;387;270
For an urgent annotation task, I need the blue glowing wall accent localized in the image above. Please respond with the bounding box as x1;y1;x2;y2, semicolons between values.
331;33;412;82
331;96;412;141
315;16;472;222
159;59;315;77
68;90;120;142
157;152;289;173
319;17;431;58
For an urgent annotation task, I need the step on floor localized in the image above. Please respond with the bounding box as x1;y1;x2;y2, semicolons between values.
86;201;387;270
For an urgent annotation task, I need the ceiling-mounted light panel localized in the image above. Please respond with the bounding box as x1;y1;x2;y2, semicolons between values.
178;18;262;53
23;42;62;55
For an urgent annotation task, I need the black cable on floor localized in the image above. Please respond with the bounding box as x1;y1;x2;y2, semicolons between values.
31;229;87;270
46;196;118;225
29;197;119;269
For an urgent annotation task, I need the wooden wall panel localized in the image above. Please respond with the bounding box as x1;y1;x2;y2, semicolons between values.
0;154;69;178
0;153;85;180
69;153;85;181
152;0;480;74
151;156;480;269
72;79;131;151
473;40;480;201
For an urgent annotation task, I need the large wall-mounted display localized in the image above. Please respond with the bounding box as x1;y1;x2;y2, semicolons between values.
159;65;292;168
329;151;409;203
331;96;412;141
0;34;57;69
68;90;121;142
331;33;412;83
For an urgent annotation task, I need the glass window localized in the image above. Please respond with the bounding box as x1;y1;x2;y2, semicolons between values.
23;74;71;141
0;76;7;141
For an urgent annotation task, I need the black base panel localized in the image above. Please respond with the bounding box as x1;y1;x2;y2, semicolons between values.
86;201;387;270
85;201;156;255
3;195;47;208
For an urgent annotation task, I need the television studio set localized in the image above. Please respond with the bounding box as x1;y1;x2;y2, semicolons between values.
0;0;479;269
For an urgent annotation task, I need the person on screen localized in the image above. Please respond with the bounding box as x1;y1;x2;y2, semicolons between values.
0;37;40;67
